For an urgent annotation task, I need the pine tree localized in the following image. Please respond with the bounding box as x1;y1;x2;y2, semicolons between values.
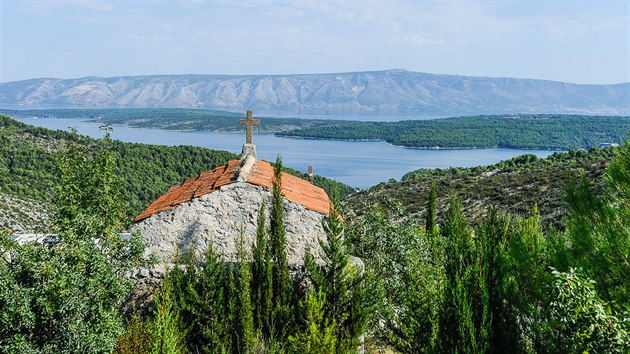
563;139;630;308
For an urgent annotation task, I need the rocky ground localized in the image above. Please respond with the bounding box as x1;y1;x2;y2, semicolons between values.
0;191;53;233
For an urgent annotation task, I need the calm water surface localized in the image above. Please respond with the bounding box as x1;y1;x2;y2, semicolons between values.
17;118;558;189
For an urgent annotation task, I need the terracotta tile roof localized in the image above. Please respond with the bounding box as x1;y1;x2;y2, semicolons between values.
134;159;331;222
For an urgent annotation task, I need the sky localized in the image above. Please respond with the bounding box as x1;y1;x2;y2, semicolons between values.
1;0;628;84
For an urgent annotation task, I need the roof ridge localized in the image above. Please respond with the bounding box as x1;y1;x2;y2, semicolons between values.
236;155;256;182
135;158;331;223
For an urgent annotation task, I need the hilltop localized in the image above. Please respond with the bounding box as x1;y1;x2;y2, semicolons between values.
2;70;628;115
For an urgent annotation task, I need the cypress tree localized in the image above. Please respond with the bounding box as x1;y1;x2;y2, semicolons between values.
437;198;478;353
252;201;272;336
288;289;337;354
227;264;240;352
269;156;292;339
236;232;256;353
306;188;369;352
151;275;186;354
198;246;229;351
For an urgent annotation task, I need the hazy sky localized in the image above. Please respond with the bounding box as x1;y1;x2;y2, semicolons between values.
1;0;628;84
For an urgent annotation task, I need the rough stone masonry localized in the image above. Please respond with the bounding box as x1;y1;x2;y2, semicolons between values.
134;176;328;277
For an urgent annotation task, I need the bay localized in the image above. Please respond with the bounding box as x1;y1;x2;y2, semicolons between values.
16;117;558;189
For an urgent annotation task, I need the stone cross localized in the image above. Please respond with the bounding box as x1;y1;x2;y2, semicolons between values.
240;110;260;144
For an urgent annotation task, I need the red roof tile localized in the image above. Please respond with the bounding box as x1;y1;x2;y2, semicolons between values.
134;159;332;222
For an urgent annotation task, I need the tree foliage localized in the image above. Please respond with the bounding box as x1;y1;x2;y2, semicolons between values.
549;268;629;353
278;114;630;150
0;130;146;353
0;114;353;230
305;190;372;352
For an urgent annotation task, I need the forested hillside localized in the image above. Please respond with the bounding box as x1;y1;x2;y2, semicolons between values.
279;114;630;149
4;109;629;150
0;116;351;232
345;147;614;229
2;128;628;353
0;108;328;133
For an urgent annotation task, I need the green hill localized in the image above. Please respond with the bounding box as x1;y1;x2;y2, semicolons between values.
345;147;615;229
278;114;630;150
0;115;351;232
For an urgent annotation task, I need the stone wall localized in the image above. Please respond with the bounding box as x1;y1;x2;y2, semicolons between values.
134;182;328;277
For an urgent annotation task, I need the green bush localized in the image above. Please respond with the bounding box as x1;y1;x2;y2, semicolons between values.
549;268;629;353
0;131;147;353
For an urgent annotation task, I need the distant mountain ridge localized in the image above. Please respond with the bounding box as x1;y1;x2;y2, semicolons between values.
1;70;628;115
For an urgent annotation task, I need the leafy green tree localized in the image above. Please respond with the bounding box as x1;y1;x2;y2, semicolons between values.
437;198;485;354
563;139;630;309
385;232;442;353
252;201;273;339
549;267;629;353
306;190;371;352
476;209;551;353
0;130;146;353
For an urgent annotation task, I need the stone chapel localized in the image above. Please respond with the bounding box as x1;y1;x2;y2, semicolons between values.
133;110;332;274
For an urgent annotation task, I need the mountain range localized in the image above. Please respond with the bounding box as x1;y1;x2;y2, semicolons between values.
1;70;628;116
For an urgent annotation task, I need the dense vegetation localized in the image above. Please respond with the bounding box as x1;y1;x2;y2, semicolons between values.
278;114;630;149
1;133;148;352
347;146;615;229
1;113;629;352
341;139;630;353
1;130;628;352
0;115;352;231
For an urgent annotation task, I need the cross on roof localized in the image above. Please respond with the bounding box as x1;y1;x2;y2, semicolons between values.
240;110;260;144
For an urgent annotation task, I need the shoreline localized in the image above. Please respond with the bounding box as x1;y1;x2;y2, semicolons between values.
13;116;571;151
277;134;565;151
